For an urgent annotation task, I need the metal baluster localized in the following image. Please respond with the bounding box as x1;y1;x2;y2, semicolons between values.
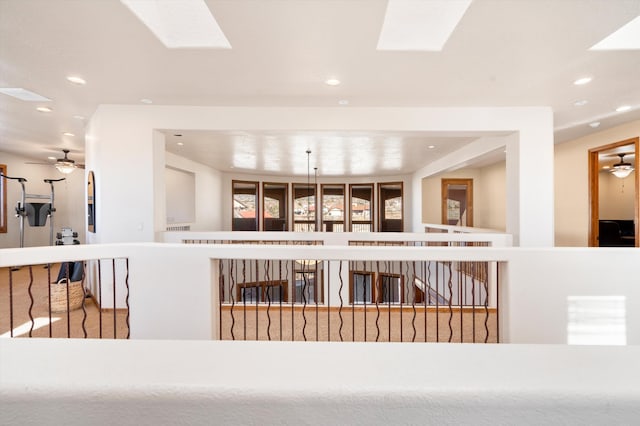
265;259;272;341
338;260;344;342
65;262;71;338
230;260;236;340
97;259;102;339
81;261;88;338
447;261;453;343
112;259;117;339
47;264;52;337
411;261;417;343
27;266;34;337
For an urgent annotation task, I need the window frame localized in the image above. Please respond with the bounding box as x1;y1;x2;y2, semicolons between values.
321;183;345;232
292;183;317;232
236;280;289;303
349;270;375;304
378;181;403;232
377;272;404;304
262;181;289;231
232;180;260;231
349;183;374;232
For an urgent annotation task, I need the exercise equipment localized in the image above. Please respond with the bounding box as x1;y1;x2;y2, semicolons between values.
0;174;66;247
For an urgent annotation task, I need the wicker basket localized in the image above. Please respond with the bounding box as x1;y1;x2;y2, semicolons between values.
50;279;85;313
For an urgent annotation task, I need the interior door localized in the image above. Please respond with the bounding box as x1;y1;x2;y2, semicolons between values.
441;178;473;227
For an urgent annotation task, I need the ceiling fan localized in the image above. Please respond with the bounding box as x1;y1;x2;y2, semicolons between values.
26;149;85;174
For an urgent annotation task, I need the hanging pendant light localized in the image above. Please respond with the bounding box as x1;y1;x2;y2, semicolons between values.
610;153;634;178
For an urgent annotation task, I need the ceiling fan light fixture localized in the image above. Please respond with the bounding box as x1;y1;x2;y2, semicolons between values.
610;154;634;178
55;161;76;174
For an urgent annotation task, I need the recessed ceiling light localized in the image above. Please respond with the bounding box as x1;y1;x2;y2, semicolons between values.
589;121;601;128
590;16;640;50
603;165;611;170
0;88;51;102
73;115;86;120
177;142;184;146
66;76;86;85
62;132;75;137
573;77;592;85
616;105;632;112
325;78;340;86
120;0;231;49
428;145;436;149
573;100;588;107
140;98;153;104
338;99;349;105
36;106;52;113
377;0;472;51
47;156;56;160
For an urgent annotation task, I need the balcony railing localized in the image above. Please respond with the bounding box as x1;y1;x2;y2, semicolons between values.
217;257;498;343
1;250;130;339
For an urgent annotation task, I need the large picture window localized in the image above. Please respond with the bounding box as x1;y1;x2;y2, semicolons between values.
349;183;373;232
378;182;403;232
321;184;345;232
232;180;259;231
263;182;288;231
292;183;316;232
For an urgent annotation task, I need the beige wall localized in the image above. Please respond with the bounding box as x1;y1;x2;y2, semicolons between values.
599;170;636;220
555;119;640;246
476;161;506;231
421;162;506;231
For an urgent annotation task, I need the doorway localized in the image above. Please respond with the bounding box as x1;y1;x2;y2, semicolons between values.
441;178;473;227
588;137;639;247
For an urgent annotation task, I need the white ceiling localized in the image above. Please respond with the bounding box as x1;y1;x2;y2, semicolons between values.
1;0;640;176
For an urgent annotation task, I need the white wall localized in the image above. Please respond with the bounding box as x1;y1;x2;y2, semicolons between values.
421;161;506;231
165;152;222;231
3;338;640;425
599;170;636;220
555;119;640;246
476;161;506;231
0;151;85;248
165;166;195;225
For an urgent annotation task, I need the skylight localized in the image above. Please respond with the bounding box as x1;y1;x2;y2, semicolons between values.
120;0;231;49
377;0;472;51
590;15;640;50
0;88;51;102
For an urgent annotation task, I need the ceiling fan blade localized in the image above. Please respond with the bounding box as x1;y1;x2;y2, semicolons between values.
25;161;54;166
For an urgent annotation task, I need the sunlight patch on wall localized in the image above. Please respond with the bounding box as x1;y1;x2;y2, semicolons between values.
567;296;626;345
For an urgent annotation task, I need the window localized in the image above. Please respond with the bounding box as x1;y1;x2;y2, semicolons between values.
377;273;403;304
0;164;6;233
321;184;345;232
237;280;288;303
350;271;374;304
292;183;316;232
263;182;288;231
294;263;323;303
349;183;374;232
232;180;259;231
378;182;403;232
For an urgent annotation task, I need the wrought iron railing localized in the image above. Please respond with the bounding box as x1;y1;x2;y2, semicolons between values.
0;259;129;339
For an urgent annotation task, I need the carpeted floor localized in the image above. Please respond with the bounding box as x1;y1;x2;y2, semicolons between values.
0;264;129;339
